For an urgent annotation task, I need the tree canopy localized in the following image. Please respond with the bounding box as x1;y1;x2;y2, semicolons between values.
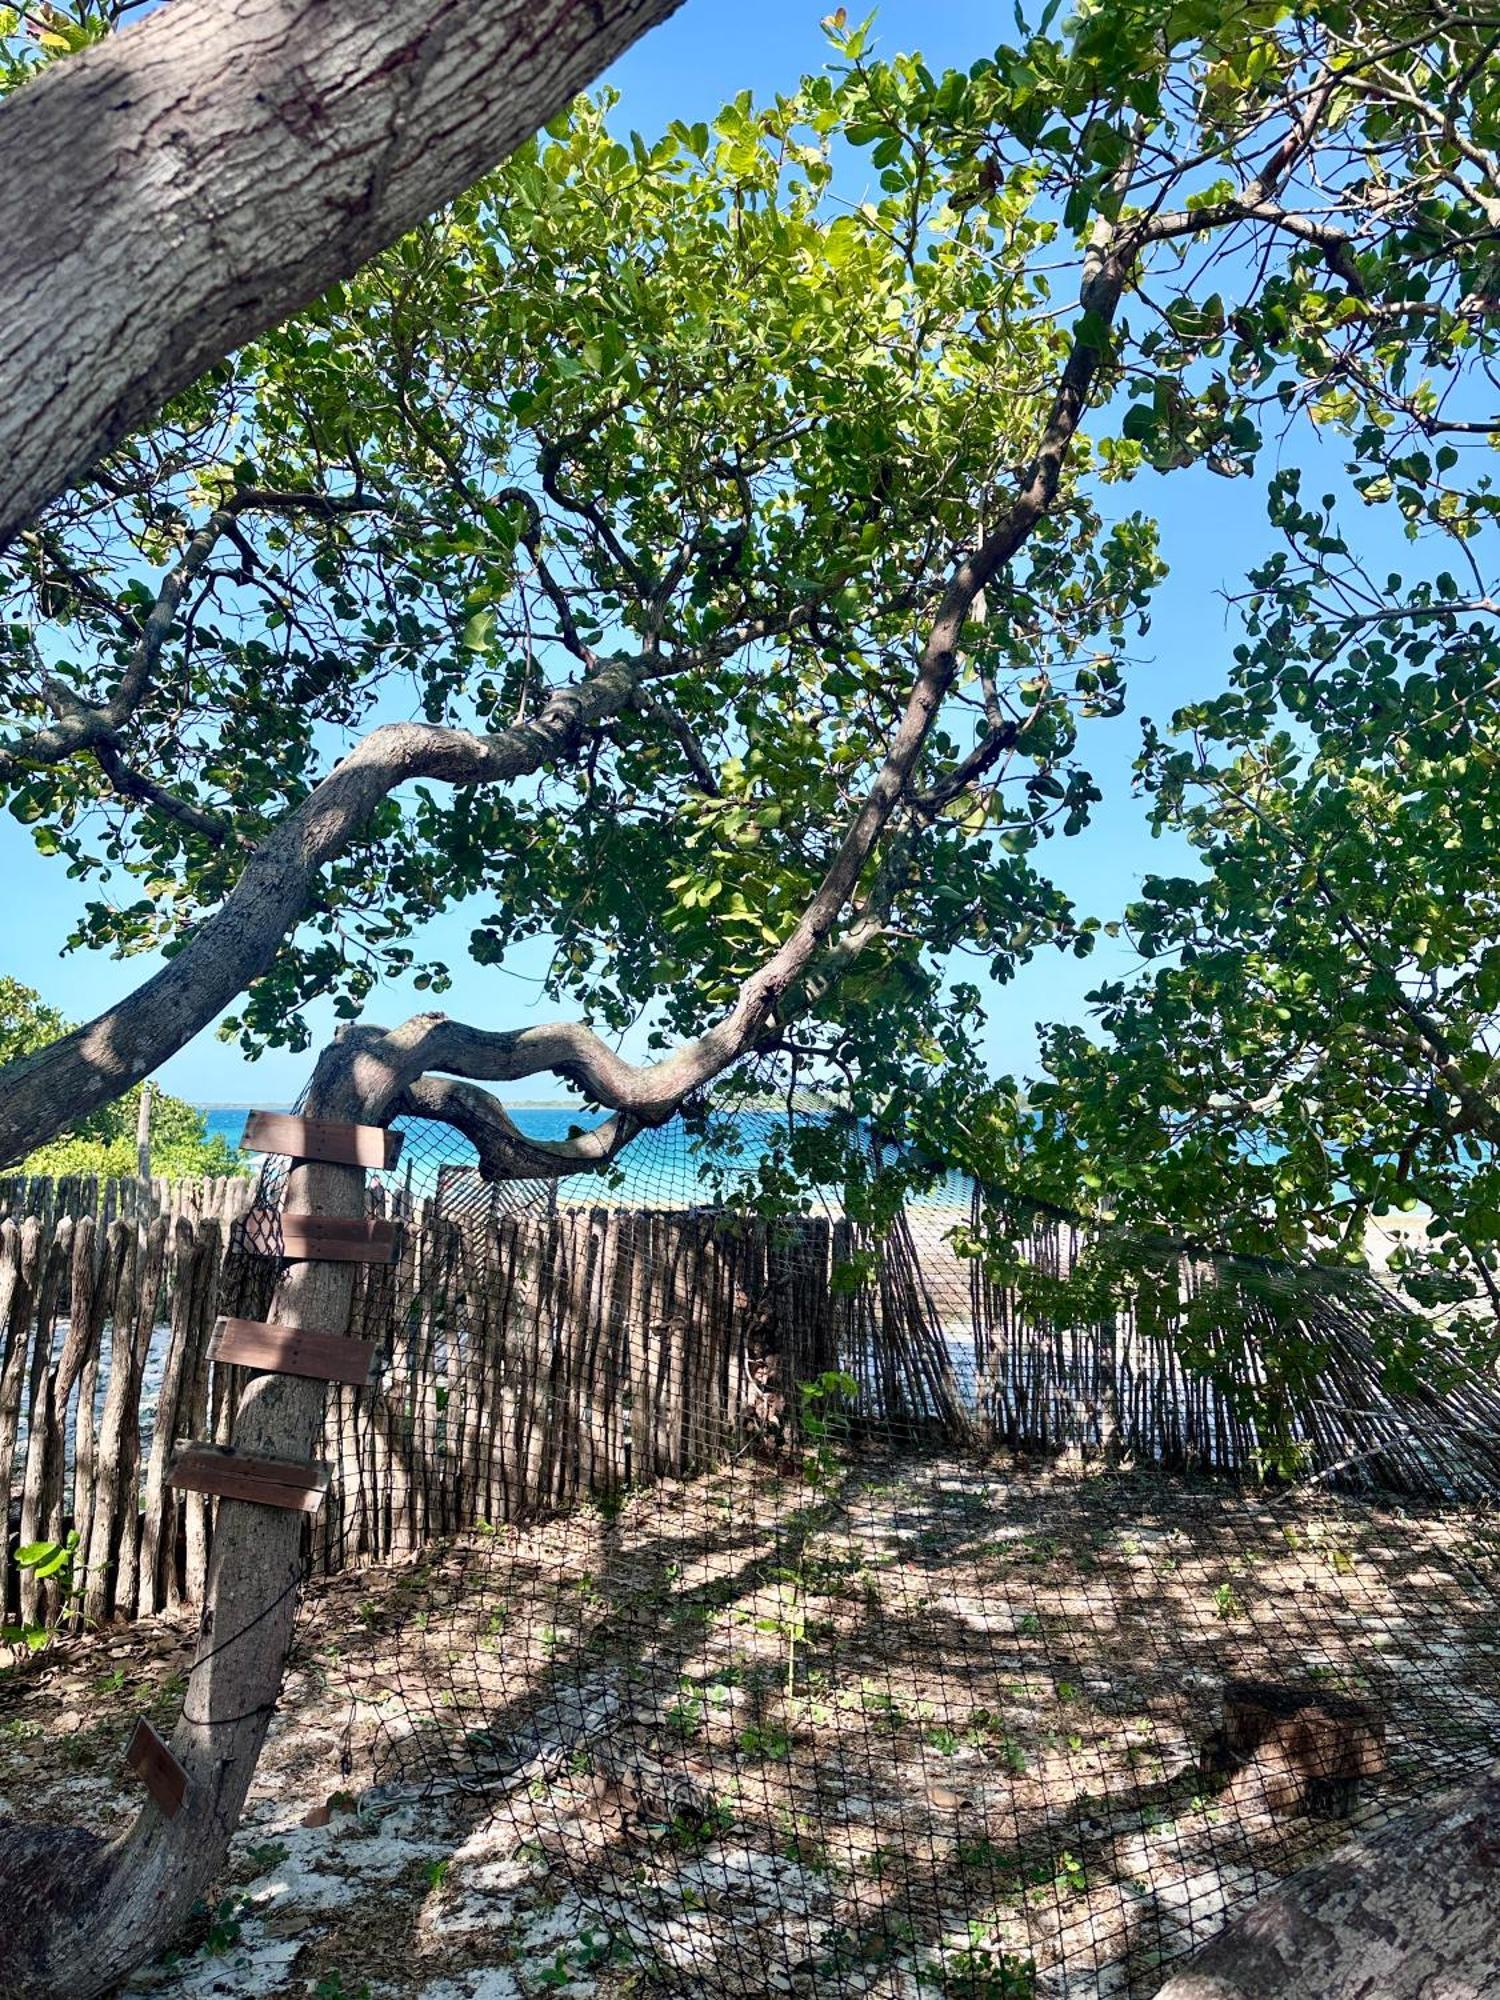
0;977;238;1176
1;0;1498;1322
1021;469;1500;1361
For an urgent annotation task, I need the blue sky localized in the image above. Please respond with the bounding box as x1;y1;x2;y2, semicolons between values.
0;3;1366;1104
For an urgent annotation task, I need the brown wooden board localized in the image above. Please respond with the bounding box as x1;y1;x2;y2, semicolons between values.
210;1315;379;1386
275;1215;398;1265
242;1111;403;1171
169;1441;331;1513
125;1716;188;1818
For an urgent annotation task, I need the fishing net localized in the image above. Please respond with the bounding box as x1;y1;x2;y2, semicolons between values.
218;1084;1500;1998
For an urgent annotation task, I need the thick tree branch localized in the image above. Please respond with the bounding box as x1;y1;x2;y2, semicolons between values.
0;0;685;550
0;626;800;1165
1131;75;1363;287
395;1073;639;1178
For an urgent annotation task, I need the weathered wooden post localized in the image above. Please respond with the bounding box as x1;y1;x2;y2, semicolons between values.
135;1082;153;1188
0;1037;403;1999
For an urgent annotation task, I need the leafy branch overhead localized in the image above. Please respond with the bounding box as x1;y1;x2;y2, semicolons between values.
0;2;1496;1223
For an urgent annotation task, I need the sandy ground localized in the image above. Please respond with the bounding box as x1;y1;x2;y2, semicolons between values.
2;1451;1498;2000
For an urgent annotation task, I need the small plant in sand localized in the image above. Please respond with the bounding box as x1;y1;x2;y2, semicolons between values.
927;1922;1036;1998
314;1978;372;2000
2;1532;84;1653
665;1684;704;1739
185;1892;251;1957
773;1369;859;1695
242;1841;289;1874
1213;1580;1247;1622
739;1720;792;1760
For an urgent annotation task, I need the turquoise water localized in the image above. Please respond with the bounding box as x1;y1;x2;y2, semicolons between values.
204;1104;826;1208
201;1105;967;1210
204;1104;598;1153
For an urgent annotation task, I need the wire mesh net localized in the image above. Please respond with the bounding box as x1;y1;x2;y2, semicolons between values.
217;1087;1500;1998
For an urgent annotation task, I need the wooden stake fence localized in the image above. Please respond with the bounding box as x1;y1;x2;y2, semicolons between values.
6;1174;1500;1632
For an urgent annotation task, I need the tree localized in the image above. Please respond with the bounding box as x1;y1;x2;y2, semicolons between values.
0;0;687;549
0;45;1157;1171
0;977;239;1174
4;5;1500;1995
1021;443;1500;1362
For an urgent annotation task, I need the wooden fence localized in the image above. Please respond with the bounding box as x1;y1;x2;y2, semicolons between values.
7;1175;1500;1631
1;1184;896;1626
0;1199;271;1627
0;1173;254;1229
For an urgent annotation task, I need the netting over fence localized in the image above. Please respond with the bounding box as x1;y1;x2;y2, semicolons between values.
211;1094;1500;1997
234;1096;1500;1531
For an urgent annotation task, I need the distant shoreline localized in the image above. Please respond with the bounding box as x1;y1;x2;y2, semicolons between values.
197;1099;572;1113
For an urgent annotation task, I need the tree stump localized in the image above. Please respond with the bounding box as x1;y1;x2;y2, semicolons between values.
1199;1679;1384;1820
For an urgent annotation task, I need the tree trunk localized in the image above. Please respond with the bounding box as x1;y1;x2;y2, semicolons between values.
0;1044;376;1998
1153;1767;1500;2000
0;0;685;550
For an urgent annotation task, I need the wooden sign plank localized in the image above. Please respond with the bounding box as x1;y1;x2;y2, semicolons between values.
210;1315;379;1387
125;1717;188;1818
276;1214;398;1265
242;1111;403;1171
169;1441;331;1514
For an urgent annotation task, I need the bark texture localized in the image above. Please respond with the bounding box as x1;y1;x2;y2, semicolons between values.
0;1043;373;1999
1153;1767;1500;2000
0;0;684;549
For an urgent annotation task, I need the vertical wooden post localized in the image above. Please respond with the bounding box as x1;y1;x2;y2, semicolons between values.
135;1084;153;1189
